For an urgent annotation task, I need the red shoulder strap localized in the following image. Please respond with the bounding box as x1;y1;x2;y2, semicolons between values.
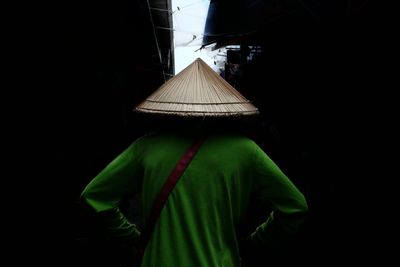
137;135;206;258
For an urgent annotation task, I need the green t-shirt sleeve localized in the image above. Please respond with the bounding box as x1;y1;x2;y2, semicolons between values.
81;140;143;212
249;144;308;247
80;139;144;243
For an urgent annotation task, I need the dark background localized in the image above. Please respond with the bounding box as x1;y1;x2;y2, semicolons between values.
22;0;389;266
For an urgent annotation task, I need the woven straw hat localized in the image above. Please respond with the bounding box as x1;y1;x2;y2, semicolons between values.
135;58;259;117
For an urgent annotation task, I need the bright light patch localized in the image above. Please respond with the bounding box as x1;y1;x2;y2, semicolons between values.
172;0;215;74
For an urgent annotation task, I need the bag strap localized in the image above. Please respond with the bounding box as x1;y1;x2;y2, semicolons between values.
137;135;206;258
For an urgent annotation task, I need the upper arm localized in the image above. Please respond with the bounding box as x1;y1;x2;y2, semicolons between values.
251;144;308;215
81;140;144;212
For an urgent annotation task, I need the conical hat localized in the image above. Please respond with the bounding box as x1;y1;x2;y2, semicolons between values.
135;58;259;116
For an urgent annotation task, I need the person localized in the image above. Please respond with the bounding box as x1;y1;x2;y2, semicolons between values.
81;58;308;267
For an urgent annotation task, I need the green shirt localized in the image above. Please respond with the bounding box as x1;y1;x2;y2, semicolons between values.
81;132;308;267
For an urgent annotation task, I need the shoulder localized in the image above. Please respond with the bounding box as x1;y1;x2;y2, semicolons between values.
129;131;185;150
213;133;256;144
207;133;259;153
131;131;165;145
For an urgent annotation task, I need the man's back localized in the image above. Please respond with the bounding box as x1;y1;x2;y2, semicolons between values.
140;132;254;266
82;131;308;267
